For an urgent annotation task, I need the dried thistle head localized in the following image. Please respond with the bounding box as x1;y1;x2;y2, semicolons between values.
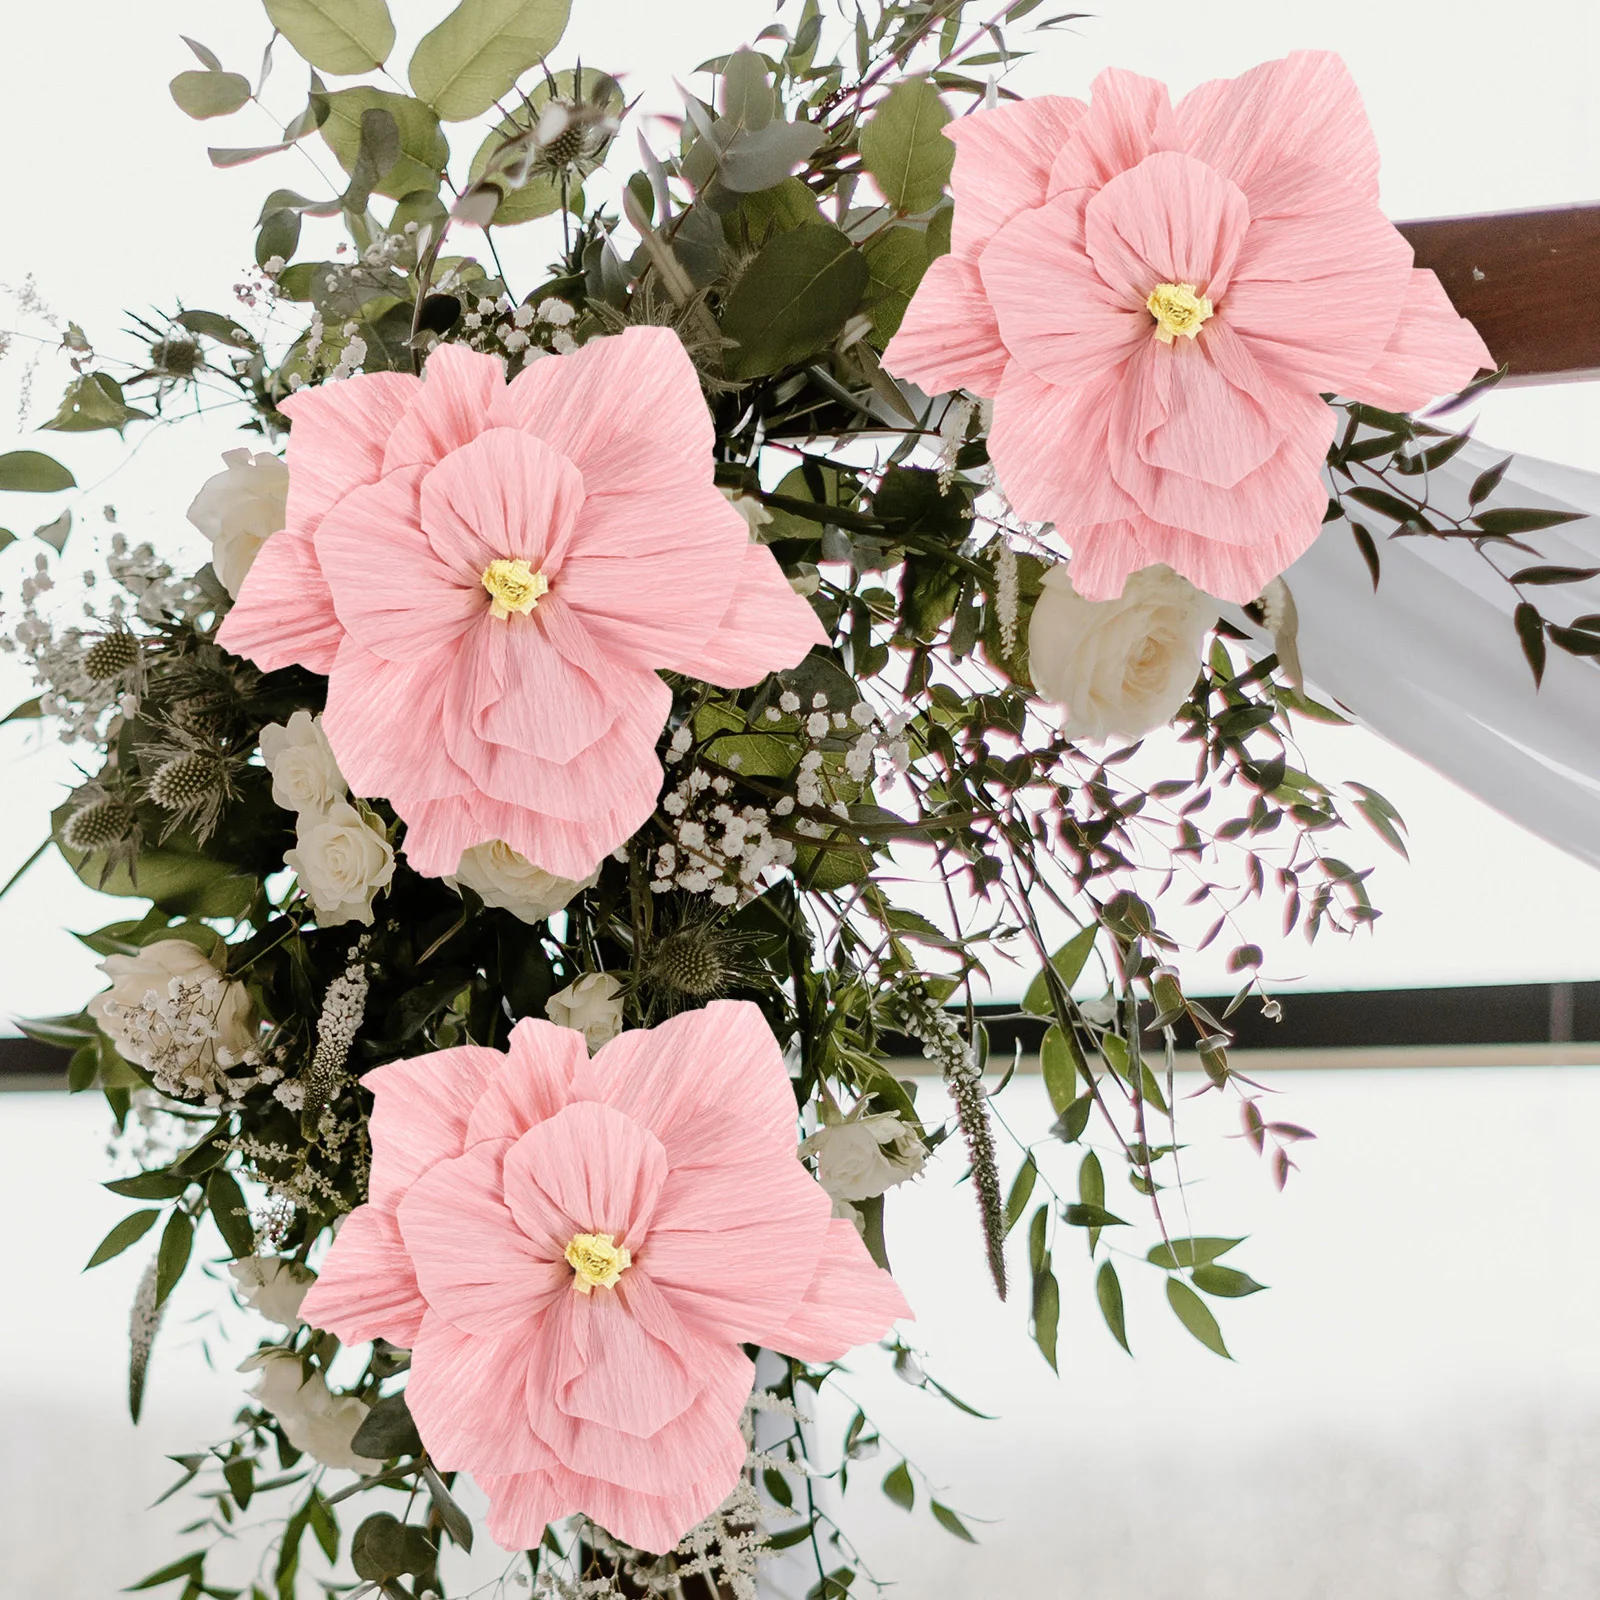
61;780;143;885
642;913;763;1012
137;722;245;843
82;630;142;683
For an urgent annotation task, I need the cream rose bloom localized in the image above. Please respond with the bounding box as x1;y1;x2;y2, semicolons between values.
186;449;289;598
88;938;256;1089
801;1111;927;1203
1028;563;1218;742
229;1256;315;1328
259;711;346;816
545;972;624;1051
285;802;396;927
448;840;598;925
243;1351;379;1471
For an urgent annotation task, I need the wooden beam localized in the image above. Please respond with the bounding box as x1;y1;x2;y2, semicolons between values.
1397;204;1600;386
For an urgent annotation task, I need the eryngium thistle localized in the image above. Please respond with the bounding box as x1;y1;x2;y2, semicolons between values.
83;631;140;681
647;926;730;999
147;751;222;813
148;335;202;380
63;795;138;852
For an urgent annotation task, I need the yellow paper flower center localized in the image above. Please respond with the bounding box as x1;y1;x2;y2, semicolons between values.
1146;282;1213;345
565;1231;631;1294
481;558;549;620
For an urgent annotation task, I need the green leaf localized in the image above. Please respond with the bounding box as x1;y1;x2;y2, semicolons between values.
105;1171;192;1200
206;1170;256;1259
408;0;573;121
861;225;929;342
1471;506;1586;537
1510;563;1600;586
720;45;775;131
1515;600;1547;687
155;1208;194;1307
1003;1155;1036;1233
1031;1264;1059;1371
85;1207;160;1269
224;1455;256;1510
1166;1277;1231;1358
1062;1202;1127;1229
860;77;953;213
421;1464;474;1552
351;1512;436;1580
1022;923;1097;1015
721;225;869;379
1038;1024;1077;1115
263;0;396;75
319;88;447;199
170;70;253;119
880;1459;914;1510
128;1552;206;1591
0;528;13;552
1096;1259;1131;1353
1191;1263;1267;1298
930;1500;978;1544
1146;1236;1243;1270
34;510;71;552
41;373;148;434
350;1392;424;1459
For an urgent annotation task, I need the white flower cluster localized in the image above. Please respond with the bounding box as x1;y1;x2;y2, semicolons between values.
276;941;370;1117
462;291;578;357
769;690;911;841
242;1350;378;1472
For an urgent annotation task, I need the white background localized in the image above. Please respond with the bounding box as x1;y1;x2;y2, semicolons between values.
5;3;1600;1597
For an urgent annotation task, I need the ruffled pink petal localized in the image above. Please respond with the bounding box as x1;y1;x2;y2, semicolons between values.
1175;51;1381;209
1351;268;1492;411
1082;149;1250;302
321;636;473;805
946;95;1088;258
980;199;1147;390
398;1140;572;1337
576;1001;799;1164
418;426;586;586
298;1205;427;1347
464;1018;587;1144
881;253;1012;397
1132;330;1282;490
758;1218;912;1362
278;371;418;538
641;1156;832;1344
1047;68;1179;202
502;1099;669;1249
478;1468;573;1553
315;467;482;662
407;1309;552;1474
1223;184;1414;395
215;527;343;674
487;327;713;493
363;1043;505;1209
551;480;746;672
657;541;828;688
556;1274;698;1437
381;343;504;476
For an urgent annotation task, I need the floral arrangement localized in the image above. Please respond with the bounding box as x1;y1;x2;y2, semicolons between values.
2;1;1577;1596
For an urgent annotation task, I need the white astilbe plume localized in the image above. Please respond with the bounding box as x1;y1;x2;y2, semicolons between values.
128;1248;164;1422
297;940;370;1119
995;539;1020;659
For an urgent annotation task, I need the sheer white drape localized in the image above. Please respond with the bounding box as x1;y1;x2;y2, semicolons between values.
1234;439;1600;868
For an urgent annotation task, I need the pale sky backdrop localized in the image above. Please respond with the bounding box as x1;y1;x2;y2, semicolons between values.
5;0;1600;1020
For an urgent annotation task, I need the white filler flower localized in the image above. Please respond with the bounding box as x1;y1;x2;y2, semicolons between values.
801;1110;927;1203
448;839;598;925
286;802;396;927
242;1351;379;1471
229;1256;315;1328
545;972;624;1051
185;449;289;598
1028;562;1219;743
259;710;346;817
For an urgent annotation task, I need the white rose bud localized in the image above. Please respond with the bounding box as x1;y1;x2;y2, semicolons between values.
1027;562;1218;743
88;938;256;1077
285;802;396;927
229;1256;315;1328
186;449;289;598
241;1351;380;1471
545;972;624;1051
448;840;598;925
259;710;346;817
801;1111;927;1203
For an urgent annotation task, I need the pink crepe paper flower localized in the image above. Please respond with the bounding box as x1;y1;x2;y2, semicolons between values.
298;1001;911;1554
884;52;1492;604
216;329;826;879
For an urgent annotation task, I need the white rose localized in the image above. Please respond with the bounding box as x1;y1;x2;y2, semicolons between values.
801;1111;927;1203
259;711;346;816
285;802;395;927
229;1256;315;1327
545;972;624;1051
242;1351;379;1471
1028;563;1218;742
88;938;256;1082
186;449;289;598
448;840;598;925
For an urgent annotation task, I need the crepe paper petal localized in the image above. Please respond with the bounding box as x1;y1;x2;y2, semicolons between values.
947;94;1088;259
1354;268;1495;412
278;371;417;538
381;342;506;476
215;527;342;674
303;1002;908;1553
1047;67;1179;202
882;253;1013;397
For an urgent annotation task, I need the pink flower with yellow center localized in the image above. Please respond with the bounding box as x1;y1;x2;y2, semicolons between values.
884;52;1493;604
217;329;826;879
298;1002;911;1554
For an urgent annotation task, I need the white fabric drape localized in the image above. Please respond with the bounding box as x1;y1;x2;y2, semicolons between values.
1234;439;1600;868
